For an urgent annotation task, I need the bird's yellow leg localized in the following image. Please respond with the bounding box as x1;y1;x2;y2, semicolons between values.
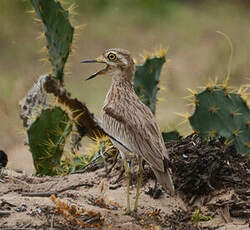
134;156;143;212
123;159;131;214
121;152;131;214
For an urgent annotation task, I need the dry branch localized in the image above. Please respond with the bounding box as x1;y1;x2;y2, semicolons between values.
21;182;94;197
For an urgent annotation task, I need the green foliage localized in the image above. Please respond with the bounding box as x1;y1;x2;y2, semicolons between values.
189;87;250;156
134;56;165;114
31;0;74;80
61;137;115;174
191;209;212;227
28;107;72;176
60;154;96;175
162;130;181;142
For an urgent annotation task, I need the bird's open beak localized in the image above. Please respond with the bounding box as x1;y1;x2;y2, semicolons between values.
80;57;107;81
80;59;98;64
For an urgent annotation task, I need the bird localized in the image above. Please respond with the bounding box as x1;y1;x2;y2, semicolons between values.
81;48;175;213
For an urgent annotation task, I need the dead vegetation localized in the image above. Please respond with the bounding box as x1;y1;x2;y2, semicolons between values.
168;134;249;203
0;135;249;229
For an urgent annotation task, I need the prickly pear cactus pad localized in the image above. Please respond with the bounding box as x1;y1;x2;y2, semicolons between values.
31;0;74;80
162;130;181;142
189;87;250;156
28;107;72;176
134;55;165;114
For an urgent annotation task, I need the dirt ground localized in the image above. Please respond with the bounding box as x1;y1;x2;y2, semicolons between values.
0;166;249;230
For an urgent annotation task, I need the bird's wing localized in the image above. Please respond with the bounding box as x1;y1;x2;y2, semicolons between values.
102;101;167;172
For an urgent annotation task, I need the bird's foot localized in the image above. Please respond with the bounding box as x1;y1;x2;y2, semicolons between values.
123;208;132;215
133;207;138;213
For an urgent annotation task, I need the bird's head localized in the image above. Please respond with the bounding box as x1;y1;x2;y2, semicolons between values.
81;48;135;81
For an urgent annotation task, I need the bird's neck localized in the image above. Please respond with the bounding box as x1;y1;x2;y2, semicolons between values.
111;67;135;90
104;72;135;105
111;78;134;91
111;65;135;85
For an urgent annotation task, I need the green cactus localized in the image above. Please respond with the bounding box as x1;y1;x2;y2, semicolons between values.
134;55;165;114
23;1;107;176
162;130;181;142
189;86;250;156
31;0;74;80
28;107;72;176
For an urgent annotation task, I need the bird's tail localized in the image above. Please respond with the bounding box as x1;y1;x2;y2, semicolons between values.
152;168;175;196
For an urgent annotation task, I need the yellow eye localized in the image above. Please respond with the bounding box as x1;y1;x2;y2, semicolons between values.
107;52;117;61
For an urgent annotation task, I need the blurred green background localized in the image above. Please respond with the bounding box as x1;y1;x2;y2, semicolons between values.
0;0;250;172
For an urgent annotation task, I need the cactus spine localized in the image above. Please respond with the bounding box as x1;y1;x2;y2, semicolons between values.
189;85;250;156
134;52;166;114
31;0;74;80
28;107;72;175
23;0;76;175
22;1;107;175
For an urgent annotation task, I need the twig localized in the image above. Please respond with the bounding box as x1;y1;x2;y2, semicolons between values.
100;142;108;173
113;167;125;184
106;152;118;176
21;182;94;197
84;215;101;224
218;206;232;223
50;214;54;229
58;183;94;193
0;228;34;230
188;195;197;205
235;188;250;196
0;210;11;216
21;191;57;197
0;200;17;207
109;184;122;190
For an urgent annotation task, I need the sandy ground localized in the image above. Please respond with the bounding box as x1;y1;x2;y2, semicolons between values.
5;144;34;174
0;167;249;230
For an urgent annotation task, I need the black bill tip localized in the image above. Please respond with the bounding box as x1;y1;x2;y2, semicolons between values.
85;72;99;81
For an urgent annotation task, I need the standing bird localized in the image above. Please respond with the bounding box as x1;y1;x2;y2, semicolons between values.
81;48;175;213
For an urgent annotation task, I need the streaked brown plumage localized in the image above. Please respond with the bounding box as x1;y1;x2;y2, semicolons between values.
81;48;175;212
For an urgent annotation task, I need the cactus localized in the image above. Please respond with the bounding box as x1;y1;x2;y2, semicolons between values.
162;130;181;142
134;54;166;114
43;75;105;139
20;1;107;176
28;107;72;175
189;86;250;156
135;52;181;144
20;75;106;176
31;0;74;80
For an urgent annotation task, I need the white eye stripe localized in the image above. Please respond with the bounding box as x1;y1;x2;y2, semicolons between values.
107;61;117;66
